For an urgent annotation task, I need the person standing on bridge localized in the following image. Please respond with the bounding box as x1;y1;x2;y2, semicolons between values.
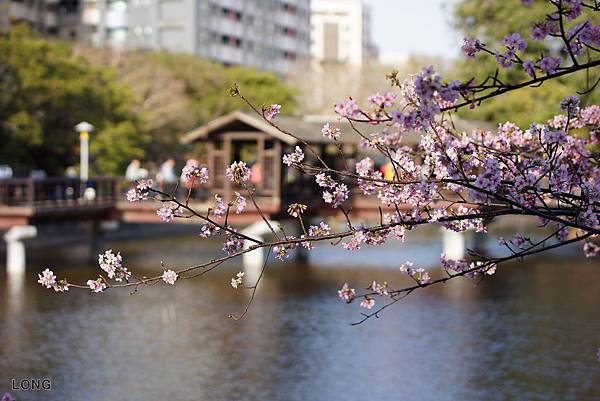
158;159;178;193
125;159;148;181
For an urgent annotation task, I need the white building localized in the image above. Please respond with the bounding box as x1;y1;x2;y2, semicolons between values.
310;0;377;67
81;0;311;76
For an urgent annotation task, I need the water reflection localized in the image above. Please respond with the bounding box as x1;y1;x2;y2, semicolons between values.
0;235;599;401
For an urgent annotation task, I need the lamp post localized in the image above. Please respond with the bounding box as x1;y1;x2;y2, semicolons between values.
75;121;94;182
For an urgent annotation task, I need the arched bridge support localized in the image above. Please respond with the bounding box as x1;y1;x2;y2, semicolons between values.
240;220;279;283
3;225;37;275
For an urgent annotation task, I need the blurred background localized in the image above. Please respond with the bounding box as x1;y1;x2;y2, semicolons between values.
0;0;599;400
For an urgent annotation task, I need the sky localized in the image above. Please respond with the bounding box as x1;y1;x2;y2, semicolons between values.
364;0;460;63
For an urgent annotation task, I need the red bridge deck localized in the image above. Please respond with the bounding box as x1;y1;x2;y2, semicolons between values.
0;177;411;230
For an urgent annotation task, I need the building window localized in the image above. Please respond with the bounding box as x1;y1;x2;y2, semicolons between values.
282;2;297;13
221;35;242;47
283;27;297;37
220;7;242;21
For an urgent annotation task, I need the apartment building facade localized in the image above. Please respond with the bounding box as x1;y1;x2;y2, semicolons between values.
80;0;310;76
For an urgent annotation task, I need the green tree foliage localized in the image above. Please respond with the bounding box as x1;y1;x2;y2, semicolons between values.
79;48;298;162
453;0;600;127
0;25;147;175
157;53;297;122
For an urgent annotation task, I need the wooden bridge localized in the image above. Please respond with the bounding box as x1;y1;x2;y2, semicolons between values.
0;175;391;230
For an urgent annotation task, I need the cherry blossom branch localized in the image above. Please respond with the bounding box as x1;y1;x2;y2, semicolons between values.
37;1;600;333
343;59;600;124
444;60;600;112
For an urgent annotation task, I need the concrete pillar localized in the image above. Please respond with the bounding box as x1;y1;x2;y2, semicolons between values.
242;241;264;284
442;228;465;260
240;220;278;284
3;225;37;275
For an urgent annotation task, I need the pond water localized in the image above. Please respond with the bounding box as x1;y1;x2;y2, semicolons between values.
0;231;599;401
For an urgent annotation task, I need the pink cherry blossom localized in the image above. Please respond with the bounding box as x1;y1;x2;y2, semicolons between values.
264;104;281;121
233;192;246;214
335;98;360;118
540;56;561;74
583;242;600;258
287;203;307;218
126;179;153;202
162;269;178;285
182;163;209;184
38;268;56;289
282;146;304;166
230;271;244;289
337;283;356;303
321;123;341;140
98;249;130;282
87;279;106;293
157;205;181;223
322;183;349;208
213;195;226;218
360;298;375;309
502;32;528;51
462;37;482;57
223;232;244;255
225;161;251;183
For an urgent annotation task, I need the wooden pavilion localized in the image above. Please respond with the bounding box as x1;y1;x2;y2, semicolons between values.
181;111;360;209
180;110;486;215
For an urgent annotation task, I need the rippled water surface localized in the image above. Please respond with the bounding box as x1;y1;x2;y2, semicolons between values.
1;233;599;401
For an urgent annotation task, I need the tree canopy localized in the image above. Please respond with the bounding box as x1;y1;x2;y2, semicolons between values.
77;48;298;163
0;24;147;176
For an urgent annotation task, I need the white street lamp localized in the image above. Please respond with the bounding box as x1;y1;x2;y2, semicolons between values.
75;121;94;182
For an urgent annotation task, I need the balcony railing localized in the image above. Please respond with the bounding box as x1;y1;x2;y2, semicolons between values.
212;44;244;64
209;17;244;37
0;177;119;210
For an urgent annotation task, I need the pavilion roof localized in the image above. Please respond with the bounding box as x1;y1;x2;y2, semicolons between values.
180;110;492;146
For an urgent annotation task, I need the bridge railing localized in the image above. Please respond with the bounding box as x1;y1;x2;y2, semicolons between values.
0;177;120;209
